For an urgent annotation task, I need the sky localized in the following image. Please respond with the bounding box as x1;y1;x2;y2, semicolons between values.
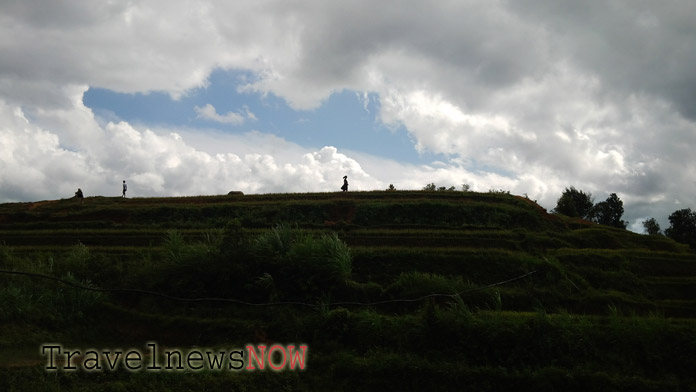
1;1;695;233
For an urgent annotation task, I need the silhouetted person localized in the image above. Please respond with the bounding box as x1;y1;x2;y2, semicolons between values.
341;176;348;192
122;180;127;198
75;188;83;203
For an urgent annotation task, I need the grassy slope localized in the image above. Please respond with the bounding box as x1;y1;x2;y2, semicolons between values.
1;191;695;391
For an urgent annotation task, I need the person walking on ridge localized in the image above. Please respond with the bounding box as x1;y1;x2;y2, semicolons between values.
341;176;348;192
122;180;127;198
75;188;84;203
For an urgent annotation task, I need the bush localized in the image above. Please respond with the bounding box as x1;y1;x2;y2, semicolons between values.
251;223;296;258
0;250;103;325
385;271;475;300
289;232;352;284
251;224;353;299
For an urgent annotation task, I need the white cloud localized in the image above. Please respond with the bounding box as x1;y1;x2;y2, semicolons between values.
1;0;696;232
0;91;380;199
194;103;254;125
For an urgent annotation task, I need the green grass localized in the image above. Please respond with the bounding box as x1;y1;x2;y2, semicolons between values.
1;190;695;390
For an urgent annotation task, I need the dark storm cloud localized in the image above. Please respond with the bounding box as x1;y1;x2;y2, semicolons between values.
509;0;696;119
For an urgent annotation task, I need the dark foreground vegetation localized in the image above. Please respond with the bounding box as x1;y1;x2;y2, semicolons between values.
1;191;695;391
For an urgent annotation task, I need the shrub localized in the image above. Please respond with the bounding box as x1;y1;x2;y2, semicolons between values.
386;271;474;299
289;232;352;284
163;230;188;264
251;223;296;258
61;242;91;277
251;224;353;298
0;261;103;324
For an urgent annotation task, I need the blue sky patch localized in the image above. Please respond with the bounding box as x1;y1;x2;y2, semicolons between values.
83;68;429;163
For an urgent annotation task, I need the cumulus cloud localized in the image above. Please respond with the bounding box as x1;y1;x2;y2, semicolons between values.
0;89;380;199
1;0;696;232
194;104;255;125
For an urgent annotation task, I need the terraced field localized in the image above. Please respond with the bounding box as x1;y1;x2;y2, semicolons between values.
1;191;695;390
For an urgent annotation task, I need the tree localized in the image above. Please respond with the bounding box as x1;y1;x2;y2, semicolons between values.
590;193;627;229
553;187;594;219
386;184;396;191
665;208;696;248
642;218;661;235
461;183;471;192
423;183;456;191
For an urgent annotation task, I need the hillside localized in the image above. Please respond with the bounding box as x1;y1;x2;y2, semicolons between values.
1;191;695;391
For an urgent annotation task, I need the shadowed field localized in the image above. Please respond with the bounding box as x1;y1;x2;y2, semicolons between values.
1;191;695;390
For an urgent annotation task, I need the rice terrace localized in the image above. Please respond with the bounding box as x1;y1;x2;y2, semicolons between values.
1;190;695;390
